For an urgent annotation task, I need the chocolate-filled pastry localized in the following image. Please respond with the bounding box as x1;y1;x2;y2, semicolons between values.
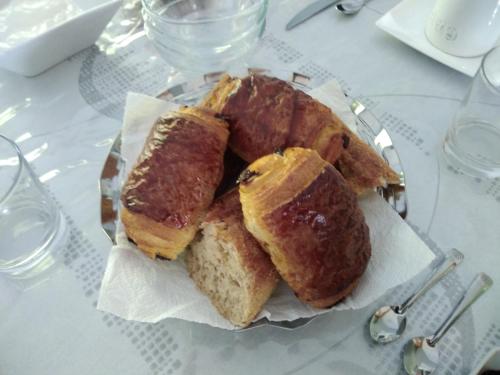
201;74;399;195
335;127;400;195
187;190;279;327
205;74;296;163
121;107;229;260
239;147;371;308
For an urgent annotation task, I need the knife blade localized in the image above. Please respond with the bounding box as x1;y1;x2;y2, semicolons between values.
286;0;340;30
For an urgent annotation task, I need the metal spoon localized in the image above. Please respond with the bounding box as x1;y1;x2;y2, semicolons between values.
336;0;369;15
369;249;464;344
403;272;493;375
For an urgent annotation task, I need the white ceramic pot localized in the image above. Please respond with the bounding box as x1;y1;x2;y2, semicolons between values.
425;0;500;57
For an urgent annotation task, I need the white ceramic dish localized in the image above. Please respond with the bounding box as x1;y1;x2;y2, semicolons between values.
375;0;485;77
0;0;121;77
469;348;500;375
425;0;500;57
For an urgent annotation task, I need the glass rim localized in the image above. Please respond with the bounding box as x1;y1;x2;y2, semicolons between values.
0;134;23;206
141;0;268;25
480;45;500;95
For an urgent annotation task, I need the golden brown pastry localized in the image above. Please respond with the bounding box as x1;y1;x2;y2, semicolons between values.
288;89;345;164
201;74;399;195
335;127;400;195
187;190;279;327
204;74;296;162
121;107;229;260
239;147;371;308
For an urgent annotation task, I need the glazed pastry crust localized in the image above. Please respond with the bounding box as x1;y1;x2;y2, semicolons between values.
239;148;371;308
216;75;295;162
202;74;399;195
336;127;400;195
121;107;229;259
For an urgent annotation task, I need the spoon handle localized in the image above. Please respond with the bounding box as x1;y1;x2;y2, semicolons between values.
428;272;493;346
398;249;464;314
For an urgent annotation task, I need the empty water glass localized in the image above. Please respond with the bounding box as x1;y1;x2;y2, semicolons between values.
443;46;500;178
0;135;67;278
142;0;268;72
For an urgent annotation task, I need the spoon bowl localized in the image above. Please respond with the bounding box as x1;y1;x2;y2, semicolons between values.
403;336;440;375
369;305;407;343
369;249;464;344
402;273;492;375
336;0;366;15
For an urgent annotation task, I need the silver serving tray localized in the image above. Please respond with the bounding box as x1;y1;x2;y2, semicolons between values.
98;68;407;330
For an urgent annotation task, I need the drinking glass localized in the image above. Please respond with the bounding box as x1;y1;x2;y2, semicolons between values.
0;135;67;278
443;46;500;178
141;0;268;72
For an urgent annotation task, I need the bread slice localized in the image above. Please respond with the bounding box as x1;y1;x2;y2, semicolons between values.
186;190;279;327
239;147;371;308
121;107;229;260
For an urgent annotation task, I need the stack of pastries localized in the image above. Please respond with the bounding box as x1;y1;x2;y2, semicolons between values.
120;74;399;327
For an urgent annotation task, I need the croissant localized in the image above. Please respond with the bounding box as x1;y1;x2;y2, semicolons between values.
201;74;399;195
121;107;229;259
239;147;371;308
187;189;279;327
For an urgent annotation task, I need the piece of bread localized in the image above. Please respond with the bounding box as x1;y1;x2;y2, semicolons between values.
187;190;279;327
121;107;229;260
201;74;399;195
239;147;371;308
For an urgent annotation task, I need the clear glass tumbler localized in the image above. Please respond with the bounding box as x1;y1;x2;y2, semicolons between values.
142;0;268;72
0;135;67;278
443;46;500;178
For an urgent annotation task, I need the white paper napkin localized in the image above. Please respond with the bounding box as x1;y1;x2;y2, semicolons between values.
97;82;436;330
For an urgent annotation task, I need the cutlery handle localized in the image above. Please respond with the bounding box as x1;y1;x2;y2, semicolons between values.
428;272;493;346
399;249;464;314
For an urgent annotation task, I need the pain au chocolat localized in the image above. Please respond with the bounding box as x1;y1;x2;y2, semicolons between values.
121;107;229;260
239;147;371;308
200;74;399;195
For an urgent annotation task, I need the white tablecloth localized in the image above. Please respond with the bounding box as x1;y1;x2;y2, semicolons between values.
0;0;499;374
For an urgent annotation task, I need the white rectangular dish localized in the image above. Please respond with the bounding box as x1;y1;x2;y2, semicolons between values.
0;0;121;76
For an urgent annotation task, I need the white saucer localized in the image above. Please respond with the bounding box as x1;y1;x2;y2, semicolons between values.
376;0;482;77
